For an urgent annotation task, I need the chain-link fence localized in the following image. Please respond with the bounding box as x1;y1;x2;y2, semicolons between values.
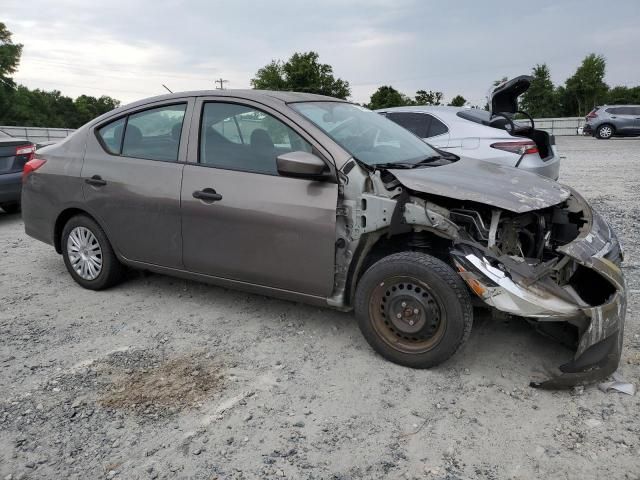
0;126;75;145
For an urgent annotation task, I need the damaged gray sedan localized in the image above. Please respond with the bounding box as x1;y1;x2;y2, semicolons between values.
21;89;626;388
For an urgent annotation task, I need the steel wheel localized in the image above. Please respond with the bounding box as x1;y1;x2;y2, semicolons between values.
67;226;103;280
369;275;446;354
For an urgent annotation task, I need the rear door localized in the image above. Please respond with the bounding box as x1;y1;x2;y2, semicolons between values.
607;107;635;134
82;99;193;268
180;98;338;296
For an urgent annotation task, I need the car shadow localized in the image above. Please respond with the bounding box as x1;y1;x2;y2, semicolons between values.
120;269;571;386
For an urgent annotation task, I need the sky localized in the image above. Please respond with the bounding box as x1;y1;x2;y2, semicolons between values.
3;0;640;106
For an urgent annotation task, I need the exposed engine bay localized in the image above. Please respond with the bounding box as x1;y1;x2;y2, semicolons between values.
330;158;626;388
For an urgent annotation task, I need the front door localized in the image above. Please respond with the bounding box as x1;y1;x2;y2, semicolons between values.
181;99;338;297
82;100;192;268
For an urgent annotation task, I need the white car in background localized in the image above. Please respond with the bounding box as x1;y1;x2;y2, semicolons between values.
376;77;561;180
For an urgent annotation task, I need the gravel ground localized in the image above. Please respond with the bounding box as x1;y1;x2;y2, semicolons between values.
1;136;639;480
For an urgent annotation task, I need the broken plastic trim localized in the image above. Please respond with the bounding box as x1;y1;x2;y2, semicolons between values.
451;242;626;388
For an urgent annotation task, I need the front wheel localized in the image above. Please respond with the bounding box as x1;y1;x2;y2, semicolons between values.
354;252;473;368
596;124;614;139
61;215;124;290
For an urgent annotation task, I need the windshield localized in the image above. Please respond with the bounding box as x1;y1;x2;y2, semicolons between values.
290;102;441;166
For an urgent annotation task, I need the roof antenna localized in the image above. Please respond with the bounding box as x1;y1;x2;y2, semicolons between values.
162;84;173;93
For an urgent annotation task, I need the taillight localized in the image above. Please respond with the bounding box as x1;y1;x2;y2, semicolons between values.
586;110;598;120
490;141;539;156
16;144;36;161
22;158;46;181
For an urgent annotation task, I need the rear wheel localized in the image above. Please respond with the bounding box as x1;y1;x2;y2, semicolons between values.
354;251;473;368
61;215;124;290
0;202;20;214
596;124;614;139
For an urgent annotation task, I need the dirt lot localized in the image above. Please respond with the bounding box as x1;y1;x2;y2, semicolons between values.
1;136;639;480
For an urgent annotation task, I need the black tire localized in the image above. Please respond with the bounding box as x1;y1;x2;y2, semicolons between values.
596;124;614;139
0;202;20;214
354;251;473;368
61;214;124;290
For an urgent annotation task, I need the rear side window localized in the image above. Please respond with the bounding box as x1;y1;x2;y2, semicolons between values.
96;103;187;161
617;107;639;115
97;117;126;154
427;115;448;137
386;112;430;138
122;104;186;161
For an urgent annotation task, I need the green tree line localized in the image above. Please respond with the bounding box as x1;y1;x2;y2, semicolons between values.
0;22;120;128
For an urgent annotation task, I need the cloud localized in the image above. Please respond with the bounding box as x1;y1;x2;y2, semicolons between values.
3;0;639;105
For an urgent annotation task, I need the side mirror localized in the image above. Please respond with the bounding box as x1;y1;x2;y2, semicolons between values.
276;151;329;179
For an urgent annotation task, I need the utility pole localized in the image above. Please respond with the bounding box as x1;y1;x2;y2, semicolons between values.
214;78;229;90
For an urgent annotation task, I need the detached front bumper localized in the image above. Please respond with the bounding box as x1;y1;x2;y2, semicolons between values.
452;204;626;388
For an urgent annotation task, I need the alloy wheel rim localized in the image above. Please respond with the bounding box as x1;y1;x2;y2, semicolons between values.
600;126;612;138
67;226;103;280
369;276;446;354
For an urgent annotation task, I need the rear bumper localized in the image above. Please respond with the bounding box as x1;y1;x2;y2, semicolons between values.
517;153;560;181
583;124;593;135
0;171;22;203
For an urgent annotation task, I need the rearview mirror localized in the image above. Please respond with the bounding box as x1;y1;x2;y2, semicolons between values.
276;151;329;179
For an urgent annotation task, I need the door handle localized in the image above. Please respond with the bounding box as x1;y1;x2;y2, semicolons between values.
193;188;223;202
85;175;107;187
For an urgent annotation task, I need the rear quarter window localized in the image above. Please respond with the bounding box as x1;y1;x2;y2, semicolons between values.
427;115;448;137
97;117;126;154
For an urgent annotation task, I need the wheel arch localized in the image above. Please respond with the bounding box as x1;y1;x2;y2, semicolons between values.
344;229;455;308
597;123;616;137
54;208;107;254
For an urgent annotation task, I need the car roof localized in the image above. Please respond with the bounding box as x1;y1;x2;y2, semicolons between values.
376;105;466;114
600;104;640;108
121;89;345;110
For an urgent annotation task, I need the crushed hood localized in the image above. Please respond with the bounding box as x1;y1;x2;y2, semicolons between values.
389;159;571;213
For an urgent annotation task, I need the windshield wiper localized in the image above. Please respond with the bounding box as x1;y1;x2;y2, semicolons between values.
371;162;417;169
415;155;444;164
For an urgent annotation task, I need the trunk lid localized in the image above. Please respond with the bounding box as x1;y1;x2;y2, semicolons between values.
0;139;35;174
490;75;532;115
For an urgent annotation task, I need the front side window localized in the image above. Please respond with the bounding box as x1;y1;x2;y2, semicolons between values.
200;102;312;175
291;102;441;167
122;104;186;161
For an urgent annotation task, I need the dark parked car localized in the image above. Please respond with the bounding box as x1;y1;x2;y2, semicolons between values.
584;105;640;139
21;90;626;387
0;130;35;213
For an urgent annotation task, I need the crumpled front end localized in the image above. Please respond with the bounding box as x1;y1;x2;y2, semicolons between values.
450;190;626;388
